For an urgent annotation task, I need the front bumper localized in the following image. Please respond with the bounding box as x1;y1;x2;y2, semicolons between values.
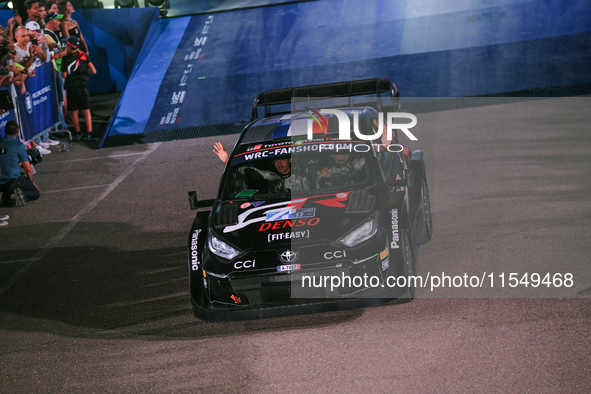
191;237;407;320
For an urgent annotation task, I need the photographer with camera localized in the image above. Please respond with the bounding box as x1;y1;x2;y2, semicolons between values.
0;121;40;207
24;21;50;69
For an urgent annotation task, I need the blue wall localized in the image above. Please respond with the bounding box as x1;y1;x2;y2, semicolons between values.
103;0;591;141
77;8;160;94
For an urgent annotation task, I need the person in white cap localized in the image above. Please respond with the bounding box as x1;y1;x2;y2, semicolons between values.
24;20;51;69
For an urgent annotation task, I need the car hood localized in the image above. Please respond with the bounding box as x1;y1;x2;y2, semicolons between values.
214;190;377;251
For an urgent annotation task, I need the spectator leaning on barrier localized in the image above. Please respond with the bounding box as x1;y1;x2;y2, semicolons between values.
0;44;29;92
24;21;51;69
13;26;58;152
15;26;46;71
62;36;96;141
0;120;40;207
44;12;69;131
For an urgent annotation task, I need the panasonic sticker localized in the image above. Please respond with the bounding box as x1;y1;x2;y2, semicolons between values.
390;209;399;249
191;229;202;271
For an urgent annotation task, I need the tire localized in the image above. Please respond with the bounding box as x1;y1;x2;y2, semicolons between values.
420;178;433;244
401;230;416;300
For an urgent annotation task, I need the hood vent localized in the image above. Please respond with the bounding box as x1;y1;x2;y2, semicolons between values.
345;190;375;213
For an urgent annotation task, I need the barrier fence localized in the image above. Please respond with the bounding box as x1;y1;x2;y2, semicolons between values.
0;63;61;142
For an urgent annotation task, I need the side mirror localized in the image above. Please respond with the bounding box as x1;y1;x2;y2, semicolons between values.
188;191;216;210
188;191;199;210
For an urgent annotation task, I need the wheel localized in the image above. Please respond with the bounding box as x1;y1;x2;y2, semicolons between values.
420;178;433;244
401;229;416;300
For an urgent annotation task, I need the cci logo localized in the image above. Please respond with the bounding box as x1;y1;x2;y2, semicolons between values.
234;260;255;269
324;250;347;260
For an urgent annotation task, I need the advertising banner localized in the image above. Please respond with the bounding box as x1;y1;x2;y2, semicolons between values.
0;89;18;139
16;63;60;142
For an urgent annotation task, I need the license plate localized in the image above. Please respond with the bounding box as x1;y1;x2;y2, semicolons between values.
277;264;301;272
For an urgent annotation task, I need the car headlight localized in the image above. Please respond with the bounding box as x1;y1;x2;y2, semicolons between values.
208;232;241;260
337;212;379;247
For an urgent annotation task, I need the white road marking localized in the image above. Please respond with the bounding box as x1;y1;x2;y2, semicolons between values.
44;184;112;193
42;152;147;164
0;143;161;297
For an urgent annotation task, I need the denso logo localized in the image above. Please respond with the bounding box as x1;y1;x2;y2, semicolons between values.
324;251;347;260
234;260;255;269
259;218;320;231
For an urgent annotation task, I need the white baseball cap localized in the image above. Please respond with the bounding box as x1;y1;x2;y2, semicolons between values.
25;21;41;31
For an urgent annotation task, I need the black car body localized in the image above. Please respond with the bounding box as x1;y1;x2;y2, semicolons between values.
188;79;432;321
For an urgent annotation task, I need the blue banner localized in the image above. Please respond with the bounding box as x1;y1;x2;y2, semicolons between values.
0;102;18;139
16;63;60;142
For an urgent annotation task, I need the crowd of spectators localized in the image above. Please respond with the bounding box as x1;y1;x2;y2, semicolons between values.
0;0;96;224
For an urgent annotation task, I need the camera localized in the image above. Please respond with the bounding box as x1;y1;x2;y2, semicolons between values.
32;39;38;46
0;67;8;76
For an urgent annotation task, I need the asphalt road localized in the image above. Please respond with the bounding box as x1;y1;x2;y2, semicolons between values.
0;98;590;393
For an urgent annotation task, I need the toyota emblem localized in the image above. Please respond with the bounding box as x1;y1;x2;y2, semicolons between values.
280;250;298;263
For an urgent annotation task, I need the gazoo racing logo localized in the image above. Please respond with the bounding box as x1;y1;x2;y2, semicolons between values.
303;108;328;134
190;229;202;271
306;109;418;142
390;209;399;249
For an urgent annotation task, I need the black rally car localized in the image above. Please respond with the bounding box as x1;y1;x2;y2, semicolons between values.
188;79;432;321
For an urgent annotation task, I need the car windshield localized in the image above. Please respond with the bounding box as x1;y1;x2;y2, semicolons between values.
223;140;375;200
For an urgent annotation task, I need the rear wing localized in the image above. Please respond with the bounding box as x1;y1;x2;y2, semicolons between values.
251;78;400;121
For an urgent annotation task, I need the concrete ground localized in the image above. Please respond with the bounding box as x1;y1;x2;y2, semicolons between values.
0;97;589;393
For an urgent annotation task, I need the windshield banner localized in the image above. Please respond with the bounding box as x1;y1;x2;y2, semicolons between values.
231;140;369;166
